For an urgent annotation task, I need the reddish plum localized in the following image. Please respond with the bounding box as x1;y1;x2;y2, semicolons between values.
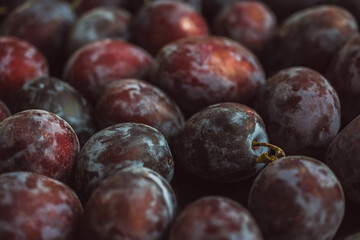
11;77;96;146
213;1;277;54
326;34;360;126
64;38;154;103
79;167;177;240
0;100;10;122
254;67;341;159
248;156;345;240
132;1;209;55
0;36;48;104
263;5;358;75
0;171;83;240
126;0;202;14
169;196;263;240
67;7;132;55
172;102;270;182
73;122;174;201
324;115;360;204
2;0;76;76
0;109;80;183
151;36;266;116
95;79;184;140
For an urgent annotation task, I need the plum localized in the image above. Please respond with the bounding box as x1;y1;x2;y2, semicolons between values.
79;167;176;240
0;109;80;183
0;171;83;240
0;36;48;104
64;38;154;103
95;79;184;140
0;100;10;122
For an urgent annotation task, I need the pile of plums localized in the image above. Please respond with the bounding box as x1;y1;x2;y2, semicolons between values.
1;0;360;239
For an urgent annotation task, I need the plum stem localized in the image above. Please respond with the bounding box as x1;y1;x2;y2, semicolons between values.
71;0;82;10
252;140;285;164
0;6;8;15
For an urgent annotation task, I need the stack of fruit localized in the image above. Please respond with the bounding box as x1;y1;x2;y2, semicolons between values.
0;0;360;239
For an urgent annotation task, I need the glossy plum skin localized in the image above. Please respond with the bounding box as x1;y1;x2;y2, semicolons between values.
73;123;174;201
64;39;154;103
0;36;48;104
151;36;266;117
254;67;341;159
2;0;76;76
132;1;209;55
169;196;263;240
212;1;277;54
262;5;358;75
95;79;184;140
324;115;360;204
172;102;269;182
326;34;360;126
79;167;177;240
0;101;10;122
0;109;80;183
11;77;96;146
248;156;345;240
67;7;132;55
0;171;83;240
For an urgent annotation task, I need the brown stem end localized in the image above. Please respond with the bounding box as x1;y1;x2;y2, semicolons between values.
252;140;286;164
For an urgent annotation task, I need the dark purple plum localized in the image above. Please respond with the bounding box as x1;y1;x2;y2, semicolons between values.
169;196;263;240
0;100;10;122
0;171;83;240
11;77;96;146
0;36;49;104
324;115;360;204
151;36;266;117
95;79;184;140
326;34;360;126
73;122;174;201
131;1;209;56
0;109;80;183
262;5;358;75
212;1;277;54
172;102;271;182
254;67;341;159
2;0;76;76
126;0;202;14
261;0;324;22
248;156;345;240
67;7;132;55
79;166;177;240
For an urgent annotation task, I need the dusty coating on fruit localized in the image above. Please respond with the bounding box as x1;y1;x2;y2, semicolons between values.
172;102;269;182
324;115;360;204
152;36;265;116
96;79;184;139
0;109;80;182
263;5;358;74
212;1;276;53
73;122;174;201
254;67;340;158
248;156;345;240
0;171;83;239
0;36;48;104
0;101;10;122
327;34;360;126
11;77;96;146
80;167;176;240
67;7;131;54
64;38;154;102
132;1;209;55
170;196;263;240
